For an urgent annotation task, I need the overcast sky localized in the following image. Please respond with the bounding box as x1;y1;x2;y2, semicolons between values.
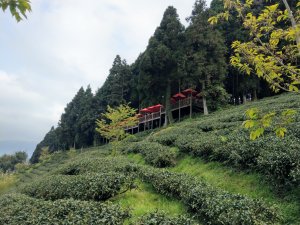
0;0;212;156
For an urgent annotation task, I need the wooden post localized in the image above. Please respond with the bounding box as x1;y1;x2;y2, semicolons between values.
179;99;181;122
151;114;154;129
159;108;162;128
190;95;192;118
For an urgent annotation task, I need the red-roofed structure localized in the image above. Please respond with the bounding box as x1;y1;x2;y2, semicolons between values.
182;88;197;96
125;90;203;134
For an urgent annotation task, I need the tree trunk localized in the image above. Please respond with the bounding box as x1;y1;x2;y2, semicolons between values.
202;82;209;115
282;0;300;54
253;89;258;101
243;93;247;104
164;81;174;126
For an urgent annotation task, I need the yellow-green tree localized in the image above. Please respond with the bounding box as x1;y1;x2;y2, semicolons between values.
0;0;31;22
95;104;138;152
209;0;300;93
209;0;299;139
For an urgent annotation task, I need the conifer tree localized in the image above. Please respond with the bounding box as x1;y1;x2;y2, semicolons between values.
185;0;228;114
139;6;185;124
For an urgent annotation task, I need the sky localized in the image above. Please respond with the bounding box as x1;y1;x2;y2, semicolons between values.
0;0;212;157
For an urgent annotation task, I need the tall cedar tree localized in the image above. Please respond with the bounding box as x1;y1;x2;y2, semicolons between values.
95;55;132;107
139;6;185;125
185;0;228;114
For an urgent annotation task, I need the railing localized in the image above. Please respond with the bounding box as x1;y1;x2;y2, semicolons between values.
139;111;161;123
125;96;201;131
171;97;191;110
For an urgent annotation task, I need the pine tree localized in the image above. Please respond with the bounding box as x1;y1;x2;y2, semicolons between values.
139;6;185;124
185;0;228;114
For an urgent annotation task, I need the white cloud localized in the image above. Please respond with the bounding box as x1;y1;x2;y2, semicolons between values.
0;0;211;152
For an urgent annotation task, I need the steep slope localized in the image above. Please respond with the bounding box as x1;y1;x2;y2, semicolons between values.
1;93;299;224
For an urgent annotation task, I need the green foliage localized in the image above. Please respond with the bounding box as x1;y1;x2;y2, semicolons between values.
136;211;195;225
0;151;27;172
0;0;31;22
113;180;190;224
0;193;130;225
243;108;297;140
95;55;133;107
185;0;228;115
138;6;185;123
118;141;178;168
20;172;134;201
55;156;138;175
96;104;138;143
0;173;16;195
140;167;280;225
175;132;222;159
210;0;300;93
149;127;188;146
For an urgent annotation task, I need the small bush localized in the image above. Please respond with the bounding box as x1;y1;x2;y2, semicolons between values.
55;156;138;175
175;132;222;159
119;141;178;168
0;193;129;225
20;172;134;201
149;127;183;146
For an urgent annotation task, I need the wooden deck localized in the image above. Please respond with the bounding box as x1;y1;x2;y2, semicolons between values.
125;97;202;132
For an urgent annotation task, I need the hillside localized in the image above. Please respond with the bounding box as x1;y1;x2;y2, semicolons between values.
1;93;299;224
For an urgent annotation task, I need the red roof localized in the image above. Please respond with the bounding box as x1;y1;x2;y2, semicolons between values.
182;88;197;96
140;104;163;114
173;93;186;100
140;108;152;113
171;97;176;104
147;104;163;113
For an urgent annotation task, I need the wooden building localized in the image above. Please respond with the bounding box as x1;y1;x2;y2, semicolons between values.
125;89;202;134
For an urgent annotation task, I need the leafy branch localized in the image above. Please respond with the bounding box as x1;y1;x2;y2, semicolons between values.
0;0;31;22
243;108;297;140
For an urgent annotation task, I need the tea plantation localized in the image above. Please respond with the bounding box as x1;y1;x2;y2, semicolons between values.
1;93;299;224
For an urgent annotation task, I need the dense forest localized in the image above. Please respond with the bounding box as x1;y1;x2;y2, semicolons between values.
30;0;296;163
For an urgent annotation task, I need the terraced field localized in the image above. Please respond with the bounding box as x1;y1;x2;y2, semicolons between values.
1;93;299;224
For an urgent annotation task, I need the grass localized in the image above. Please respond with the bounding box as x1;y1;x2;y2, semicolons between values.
126;153;299;224
170;155;300;225
112;180;191;224
0;173;17;195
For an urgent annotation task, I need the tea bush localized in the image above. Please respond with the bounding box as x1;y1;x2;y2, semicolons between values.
20;172;134;201
119;141;178;167
149;127;184;146
140;167;280;225
0;193;130;225
175;132;222;159
256;136;300;187
136;211;195;225
55;156;138;175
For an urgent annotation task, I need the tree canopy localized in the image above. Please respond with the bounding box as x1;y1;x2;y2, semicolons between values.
0;0;31;22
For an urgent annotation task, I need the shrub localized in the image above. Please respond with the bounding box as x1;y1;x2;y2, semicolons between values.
257;137;300;187
20;172;134;201
55;156;138;175
136;211;195;225
149;127;183;146
119;141;178;168
0;193;129;225
140;167;280;225
175;132;222;159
